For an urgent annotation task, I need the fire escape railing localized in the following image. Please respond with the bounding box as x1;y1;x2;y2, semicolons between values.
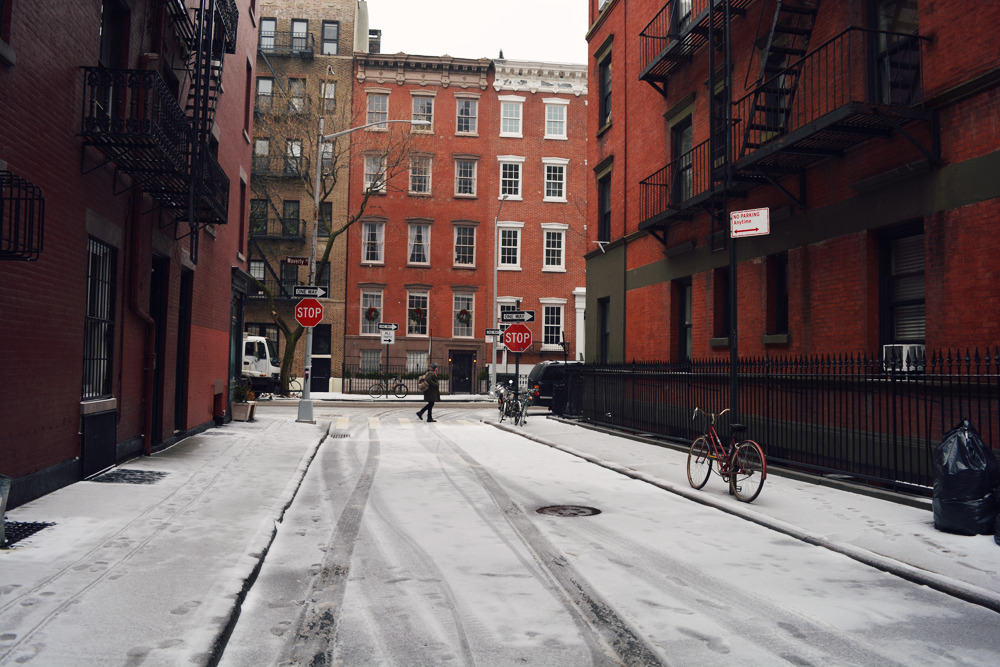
258;31;315;59
639;139;714;224
250;216;307;241
1;170;44;261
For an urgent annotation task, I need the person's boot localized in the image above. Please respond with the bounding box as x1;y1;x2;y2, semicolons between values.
426;410;436;423
416;410;424;420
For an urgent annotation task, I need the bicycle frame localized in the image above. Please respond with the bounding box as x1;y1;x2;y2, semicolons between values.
688;407;767;502
702;422;736;479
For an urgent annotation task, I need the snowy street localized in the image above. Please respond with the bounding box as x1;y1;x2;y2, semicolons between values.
3;402;1000;666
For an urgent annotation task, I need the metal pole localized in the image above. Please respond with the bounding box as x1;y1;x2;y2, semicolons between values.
490;195;508;395
296;117;324;423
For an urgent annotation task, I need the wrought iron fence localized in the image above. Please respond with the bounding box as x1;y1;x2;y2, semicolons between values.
342;363;504;396
566;349;1000;494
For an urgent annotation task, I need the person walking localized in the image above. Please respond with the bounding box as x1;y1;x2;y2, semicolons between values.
416;362;440;422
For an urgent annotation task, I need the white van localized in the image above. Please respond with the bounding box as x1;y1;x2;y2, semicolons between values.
242;334;280;393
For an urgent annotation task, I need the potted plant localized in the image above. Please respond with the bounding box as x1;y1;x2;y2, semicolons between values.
231;383;256;422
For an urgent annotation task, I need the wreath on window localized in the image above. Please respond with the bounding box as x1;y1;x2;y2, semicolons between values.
457;309;472;325
409;307;425;322
365;306;380;322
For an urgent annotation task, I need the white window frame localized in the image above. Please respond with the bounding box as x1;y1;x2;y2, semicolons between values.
455;157;478;197
361;289;383;335
361;221;385;264
540;299;567;350
498;155;525;201
541;223;568;272
320;79;336;113
407;222;431;265
364;154;387;193
455;96;479;135
499;95;525;137
497;221;523;271
497;298;519;351
366;91;389;129
407;291;429;336
411;94;435;132
544;99;569;140
259;18;276;50
285;139;302;174
453;293;474;338
542;157;569;202
409;155;432;194
256;77;273;110
453;224;476;267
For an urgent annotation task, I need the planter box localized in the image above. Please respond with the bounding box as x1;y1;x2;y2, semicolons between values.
232;401;256;422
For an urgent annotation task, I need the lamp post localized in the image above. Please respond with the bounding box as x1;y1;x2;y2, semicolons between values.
297;117;430;423
489;194;509;396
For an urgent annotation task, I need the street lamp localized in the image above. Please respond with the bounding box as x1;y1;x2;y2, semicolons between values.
297;117;430;424
489;194;509;396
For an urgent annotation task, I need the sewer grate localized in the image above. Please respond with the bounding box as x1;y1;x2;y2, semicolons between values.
91;469;169;485
536;505;602;517
2;521;56;549
329;433;350;438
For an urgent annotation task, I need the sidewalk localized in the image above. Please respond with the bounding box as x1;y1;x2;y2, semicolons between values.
2;408;998;664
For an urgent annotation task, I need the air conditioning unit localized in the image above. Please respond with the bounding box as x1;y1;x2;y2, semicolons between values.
882;344;926;372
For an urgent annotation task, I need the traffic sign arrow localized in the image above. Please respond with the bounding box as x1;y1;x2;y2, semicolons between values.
501;310;535;323
377;322;399;331
293;285;329;298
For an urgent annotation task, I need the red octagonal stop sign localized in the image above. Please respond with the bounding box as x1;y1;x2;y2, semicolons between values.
295;298;324;328
503;323;532;353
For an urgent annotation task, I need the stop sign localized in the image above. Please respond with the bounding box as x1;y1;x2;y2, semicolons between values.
503;323;532;353
294;298;324;328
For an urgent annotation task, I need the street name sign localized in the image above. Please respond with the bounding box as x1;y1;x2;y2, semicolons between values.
501;310;536;323
485;328;502;335
503;323;532;353
293;285;328;299
294;298;324;328
377;322;399;331
285;256;310;266
730;207;770;238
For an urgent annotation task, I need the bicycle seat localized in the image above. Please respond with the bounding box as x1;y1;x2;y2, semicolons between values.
730;423;747;435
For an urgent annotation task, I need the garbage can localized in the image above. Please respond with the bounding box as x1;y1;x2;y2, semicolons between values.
551;381;568;416
0;474;11;547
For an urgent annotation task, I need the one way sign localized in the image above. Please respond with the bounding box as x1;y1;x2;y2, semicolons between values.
293;285;329;298
501;310;535;323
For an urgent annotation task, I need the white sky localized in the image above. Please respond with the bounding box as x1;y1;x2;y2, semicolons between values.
365;0;590;64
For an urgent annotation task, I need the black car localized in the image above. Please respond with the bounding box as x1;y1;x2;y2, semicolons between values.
527;361;582;412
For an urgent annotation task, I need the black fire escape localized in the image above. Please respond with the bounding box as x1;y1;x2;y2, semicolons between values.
80;0;239;262
636;0;939;247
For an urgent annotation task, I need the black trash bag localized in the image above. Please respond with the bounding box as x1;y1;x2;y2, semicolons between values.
933;419;1000;535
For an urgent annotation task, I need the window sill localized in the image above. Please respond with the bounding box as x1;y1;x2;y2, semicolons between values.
498;266;522;272
454;193;478;199
500;132;523;139
709;337;730;349
544;135;568;141
543;197;568;203
456;132;479;138
408;192;432;197
406;263;431;268
540;345;564;352
763;333;790;346
453;264;477;270
361;261;385;267
0;39;17;67
499;195;522;202
542;267;566;273
596;120;612;138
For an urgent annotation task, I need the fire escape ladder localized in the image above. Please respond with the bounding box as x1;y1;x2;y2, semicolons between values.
740;0;820;156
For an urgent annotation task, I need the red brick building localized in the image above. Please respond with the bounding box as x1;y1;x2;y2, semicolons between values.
585;0;1000;365
0;0;256;507
345;54;588;392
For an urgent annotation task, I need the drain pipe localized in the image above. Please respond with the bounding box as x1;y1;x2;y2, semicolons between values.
128;188;156;456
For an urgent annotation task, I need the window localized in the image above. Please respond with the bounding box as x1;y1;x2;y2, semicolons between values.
83;238;117;400
542;224;567;271
256;77;273;111
361;221;385;263
361;289;382;335
672;117;693;203
544;100;568;139
321;20;339;55
500;96;524;137
407;351;427;372
455;158;477;196
367;92;388;128
280;261;298;296
598;173;611;243
542;303;564;347
253;138;270;172
408;223;430;265
250;199;267;234
456;97;478;134
454;294;474;337
671;0;693;32
318;264;330;295
714;266;731;340
676;277;692;362
412;96;434;131
320;141;333;172
285;139;302;175
320;80;336;113
598;51;612;128
543;158;568;201
498;156;524;199
248;260;265;295
360;349;381;372
498;301;518;349
288;78;306;112
409;155;432;194
497;222;522;270
282;200;300;236
766;252;789;336
291;19;308;52
882;229;925;343
407;292;428;336
364;154;386;193
260;17;276;50
319;201;332;235
454;225;475;267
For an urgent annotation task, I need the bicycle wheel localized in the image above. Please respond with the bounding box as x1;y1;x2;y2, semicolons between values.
498;398;507;422
516;401;527;427
729;441;766;503
393;383;408;398
368;382;384;399
686;436;713;489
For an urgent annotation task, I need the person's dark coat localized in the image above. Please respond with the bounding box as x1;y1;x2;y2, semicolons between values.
422;369;440;402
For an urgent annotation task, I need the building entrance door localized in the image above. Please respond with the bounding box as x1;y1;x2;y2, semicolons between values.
450;351;474;394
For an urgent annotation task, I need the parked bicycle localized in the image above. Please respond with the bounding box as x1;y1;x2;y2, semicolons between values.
287;373;303;396
368;374;408;399
687;407;767;503
495;380;530;426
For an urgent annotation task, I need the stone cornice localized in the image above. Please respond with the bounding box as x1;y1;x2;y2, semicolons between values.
492;59;588;96
356;53;491;90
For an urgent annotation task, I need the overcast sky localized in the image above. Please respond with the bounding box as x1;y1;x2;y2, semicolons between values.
365;0;590;64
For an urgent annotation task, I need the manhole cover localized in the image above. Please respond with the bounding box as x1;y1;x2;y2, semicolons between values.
536;505;602;517
91;469;169;485
2;521;55;549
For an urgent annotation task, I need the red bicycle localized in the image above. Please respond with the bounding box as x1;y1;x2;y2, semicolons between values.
687;408;767;503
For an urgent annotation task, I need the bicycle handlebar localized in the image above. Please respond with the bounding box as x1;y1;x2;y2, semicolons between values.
692;407;731;424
